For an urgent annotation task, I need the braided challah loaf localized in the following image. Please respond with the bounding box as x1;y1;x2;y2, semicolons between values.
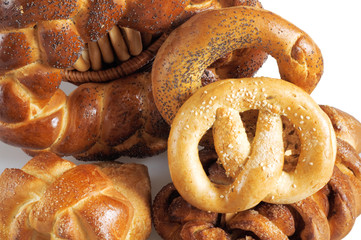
0;152;151;240
0;0;189;124
0;72;169;161
0;0;268;160
153;105;361;240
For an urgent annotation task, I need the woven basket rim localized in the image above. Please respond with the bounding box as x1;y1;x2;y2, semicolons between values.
62;34;167;84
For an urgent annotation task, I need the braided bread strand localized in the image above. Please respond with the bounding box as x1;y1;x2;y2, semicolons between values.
0;0;179;124
153;105;361;240
0;72;169;161
0;152;152;240
0;0;267;160
0;0;265;123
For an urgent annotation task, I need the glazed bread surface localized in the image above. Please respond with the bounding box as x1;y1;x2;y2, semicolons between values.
0;152;151;240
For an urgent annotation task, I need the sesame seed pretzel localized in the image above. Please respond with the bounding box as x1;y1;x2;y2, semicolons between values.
152;6;323;124
168;77;336;213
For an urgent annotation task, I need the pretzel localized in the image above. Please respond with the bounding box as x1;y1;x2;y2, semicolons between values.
152;6;323;124
168;77;336;213
0;152;151;240
154;106;361;240
0;72;169;161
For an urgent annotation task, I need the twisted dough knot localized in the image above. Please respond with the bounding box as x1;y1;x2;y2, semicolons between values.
168;77;336;213
154;106;361;240
0;152;151;240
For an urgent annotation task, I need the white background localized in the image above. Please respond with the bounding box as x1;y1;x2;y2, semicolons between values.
1;0;361;239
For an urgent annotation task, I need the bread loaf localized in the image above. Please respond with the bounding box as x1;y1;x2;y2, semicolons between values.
0;152;152;239
0;0;266;160
0;72;169;161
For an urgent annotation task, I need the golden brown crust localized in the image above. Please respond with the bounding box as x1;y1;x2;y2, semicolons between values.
0;72;169;161
95;162;152;240
0;0;267;159
119;0;190;33
321;105;361;153
0;29;38;73
153;106;361;240
37;20;84;69
0;0;180;123
152;6;323;124
153;183;220;240
168;78;336;213
0;152;151;240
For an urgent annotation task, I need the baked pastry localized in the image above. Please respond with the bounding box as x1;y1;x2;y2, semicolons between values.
0;152;151;239
0;72;169;161
152;6;323;124
167;77;336;212
0;0;266;160
153;105;361;240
